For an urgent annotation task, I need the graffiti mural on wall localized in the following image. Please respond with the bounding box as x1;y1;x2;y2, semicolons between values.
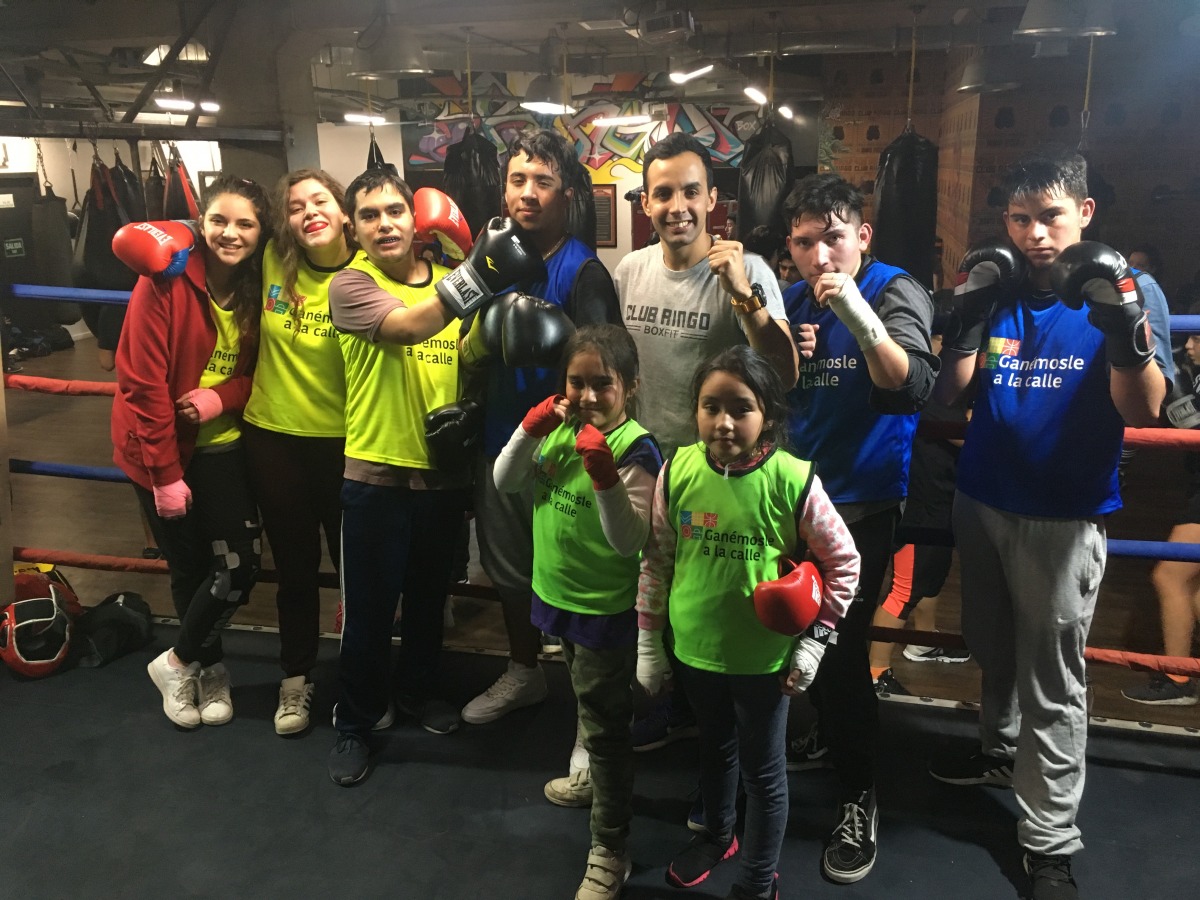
404;94;762;180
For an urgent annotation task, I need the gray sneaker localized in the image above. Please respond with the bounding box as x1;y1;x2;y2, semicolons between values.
461;661;548;724
929;749;1014;788
147;650;201;728
1121;673;1198;706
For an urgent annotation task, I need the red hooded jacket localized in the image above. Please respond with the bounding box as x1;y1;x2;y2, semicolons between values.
111;249;256;491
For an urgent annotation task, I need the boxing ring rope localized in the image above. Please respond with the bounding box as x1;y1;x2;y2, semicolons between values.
3;287;1200;707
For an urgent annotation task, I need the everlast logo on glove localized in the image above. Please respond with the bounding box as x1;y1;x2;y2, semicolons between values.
439;267;487;312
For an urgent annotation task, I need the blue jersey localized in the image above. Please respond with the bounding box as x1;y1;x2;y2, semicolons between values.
483;236;596;456
956;292;1125;517
783;259;921;504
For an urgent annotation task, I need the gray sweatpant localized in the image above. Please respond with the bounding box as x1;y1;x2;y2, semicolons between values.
953;491;1105;857
474;455;535;604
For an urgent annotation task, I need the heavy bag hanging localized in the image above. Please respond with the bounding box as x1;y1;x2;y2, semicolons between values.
163;143;200;220
111;148;147;222
736;120;795;243
873;129;938;290
30;185;82;324
567;162;597;250
144;158;165;221
75;159;136;291
443;125;501;239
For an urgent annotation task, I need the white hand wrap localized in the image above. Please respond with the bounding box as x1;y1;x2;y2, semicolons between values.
636;629;672;696
828;275;888;349
789;635;826;692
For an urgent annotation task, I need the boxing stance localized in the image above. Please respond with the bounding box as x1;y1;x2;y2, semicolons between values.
930;148;1165;900
111;177;272;729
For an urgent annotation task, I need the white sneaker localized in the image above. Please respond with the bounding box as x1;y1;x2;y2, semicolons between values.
461;661;548;725
575;845;631;900
147;650;201;728
275;676;315;735
570;721;590;775
197;663;233;725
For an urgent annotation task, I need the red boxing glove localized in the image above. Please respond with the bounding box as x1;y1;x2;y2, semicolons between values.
177;388;223;424
753;558;823;636
153;479;192;520
413;187;473;262
575;424;620;491
521;394;566;438
112;220;195;278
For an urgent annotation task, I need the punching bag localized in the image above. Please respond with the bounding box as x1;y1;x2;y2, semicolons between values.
567;162;597;251
873;129;938;290
75;160;136;292
144;159;165;221
163;143;200;220
736;120;795;244
111;149;146;223
444;125;501;239
30;185;81;324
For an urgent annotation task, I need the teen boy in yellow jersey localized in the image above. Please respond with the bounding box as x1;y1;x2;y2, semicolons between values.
325;170;472;786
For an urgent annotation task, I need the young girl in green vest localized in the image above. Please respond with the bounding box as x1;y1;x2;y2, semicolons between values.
637;345;860;900
493;323;663;900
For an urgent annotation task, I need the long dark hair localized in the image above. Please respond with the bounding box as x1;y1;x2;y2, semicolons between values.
689;345;790;451
201;174;274;344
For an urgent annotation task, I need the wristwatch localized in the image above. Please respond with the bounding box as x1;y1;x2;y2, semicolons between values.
730;282;766;315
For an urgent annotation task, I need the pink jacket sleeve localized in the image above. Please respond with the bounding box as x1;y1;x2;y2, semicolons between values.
796;473;861;628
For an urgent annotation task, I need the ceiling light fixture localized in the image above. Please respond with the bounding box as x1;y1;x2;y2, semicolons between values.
592;114;652;127
670;63;714;84
956;48;1022;93
348;6;432;78
777;105;793;119
344;112;387;125
744;85;768;105
521;73;577;115
1014;0;1117;38
153;79;195;112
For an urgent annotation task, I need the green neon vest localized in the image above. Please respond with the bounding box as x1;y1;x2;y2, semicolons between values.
531;418;650;615
665;443;813;674
338;253;458;468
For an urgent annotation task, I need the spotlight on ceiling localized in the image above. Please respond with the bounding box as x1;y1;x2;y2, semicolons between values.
1014;0;1117;38
777;105;794;119
344;112;387;125
153;79;195;112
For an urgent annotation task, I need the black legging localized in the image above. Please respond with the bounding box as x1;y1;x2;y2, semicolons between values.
243;422;344;677
135;444;261;668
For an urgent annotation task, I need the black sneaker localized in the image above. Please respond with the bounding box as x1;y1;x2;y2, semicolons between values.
786;722;832;771
1024;852;1078;900
328;733;370;786
822;787;878;884
1121;673;1198;706
396;693;462;735
873;668;911;697
631;693;699;752
666;832;739;888
929;749;1014;787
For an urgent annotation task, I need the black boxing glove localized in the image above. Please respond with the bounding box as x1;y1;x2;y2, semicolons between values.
1051;241;1155;369
434;217;546;319
943;241;1024;354
501;293;575;369
1164;361;1200;429
423;399;483;473
459;291;519;367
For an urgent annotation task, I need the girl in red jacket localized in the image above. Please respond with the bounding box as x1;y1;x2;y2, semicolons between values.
112;175;273;729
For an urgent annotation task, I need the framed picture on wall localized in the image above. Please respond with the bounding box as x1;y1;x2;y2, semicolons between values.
593;184;617;248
